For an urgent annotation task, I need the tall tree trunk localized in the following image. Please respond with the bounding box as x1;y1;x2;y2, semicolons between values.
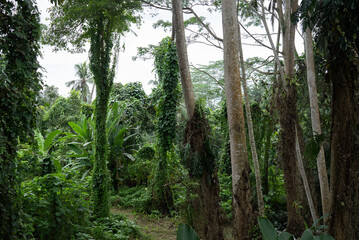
304;28;330;221
222;0;253;239
238;25;265;216
172;0;195;118
328;49;359;239
172;1;223;239
90;15;113;218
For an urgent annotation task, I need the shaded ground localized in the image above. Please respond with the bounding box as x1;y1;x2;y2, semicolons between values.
111;207;177;240
111;206;234;240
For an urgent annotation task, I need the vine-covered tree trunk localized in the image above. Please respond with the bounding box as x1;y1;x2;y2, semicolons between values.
89;14;113;218
222;0;253;238
328;50;359;239
152;38;179;214
172;0;224;239
0;1;41;238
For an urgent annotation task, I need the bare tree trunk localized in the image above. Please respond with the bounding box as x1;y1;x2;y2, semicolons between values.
295;127;318;222
172;0;195;118
222;0;253;239
89;83;95;104
172;1;223;239
278;0;308;234
328;48;359;239
238;25;265;217
304;28;331;221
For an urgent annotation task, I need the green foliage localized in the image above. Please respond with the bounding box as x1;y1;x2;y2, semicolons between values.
21;171;91;240
176;224;200;240
190;60;224;110
41;90;82;132
0;0;42;237
79;214;149;240
38;85;60;108
151;37;181;213
154;37;181;153
258;217;335;240
113;186;152;212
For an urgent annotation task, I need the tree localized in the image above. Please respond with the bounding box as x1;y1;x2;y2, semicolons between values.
0;0;41;238
46;0;142;217
222;0;253;238
304;28;330;222
66;62;94;103
172;0;224;238
38;85;60;108
296;0;359;237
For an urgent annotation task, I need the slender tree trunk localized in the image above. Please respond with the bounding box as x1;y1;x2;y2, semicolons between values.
295;127;318;222
262;120;273;196
222;0;253;239
172;1;223;239
304;29;330;221
172;0;195;118
89;83;95;104
238;25;265;216
328;49;359;239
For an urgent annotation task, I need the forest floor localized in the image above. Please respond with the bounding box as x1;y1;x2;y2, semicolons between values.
111;206;177;240
111;206;234;240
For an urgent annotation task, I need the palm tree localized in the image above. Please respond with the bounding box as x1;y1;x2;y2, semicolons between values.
66;62;95;103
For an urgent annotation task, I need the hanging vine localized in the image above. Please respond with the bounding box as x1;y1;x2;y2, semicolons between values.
152;37;181;213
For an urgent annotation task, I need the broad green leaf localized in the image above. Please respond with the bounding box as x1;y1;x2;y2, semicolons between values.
301;229;314;240
34;129;45;155
313;235;336;240
258;217;278;240
114;127;128;146
176;224;199;240
83;117;90;140
278;231;293;240
68;121;85;138
44;130;62;153
106;103;125;135
52;159;62;172
68;143;84;155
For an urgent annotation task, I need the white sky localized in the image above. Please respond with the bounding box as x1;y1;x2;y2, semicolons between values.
38;2;303;96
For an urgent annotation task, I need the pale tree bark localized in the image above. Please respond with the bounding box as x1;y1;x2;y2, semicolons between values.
238;25;265;217
172;0;224;239
222;0;253;239
295;127;318;222
172;0;195;118
304;28;330;221
254;0;316;232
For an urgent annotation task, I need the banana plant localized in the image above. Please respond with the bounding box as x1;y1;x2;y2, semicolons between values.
64;101;136;182
63;116;95;176
34;129;63;172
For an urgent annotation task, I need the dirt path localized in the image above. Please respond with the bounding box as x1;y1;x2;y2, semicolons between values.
111;207;177;240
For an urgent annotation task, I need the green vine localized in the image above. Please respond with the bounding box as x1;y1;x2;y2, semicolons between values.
0;0;41;238
152;37;181;212
89;13;115;218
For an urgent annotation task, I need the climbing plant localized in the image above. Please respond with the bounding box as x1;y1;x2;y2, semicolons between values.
45;0;142;218
152;37;181;213
0;0;41;238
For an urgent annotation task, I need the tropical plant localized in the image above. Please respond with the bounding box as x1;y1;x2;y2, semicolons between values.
66;62;94;103
64;102;136;186
176;224;200;240
258;217;335;240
